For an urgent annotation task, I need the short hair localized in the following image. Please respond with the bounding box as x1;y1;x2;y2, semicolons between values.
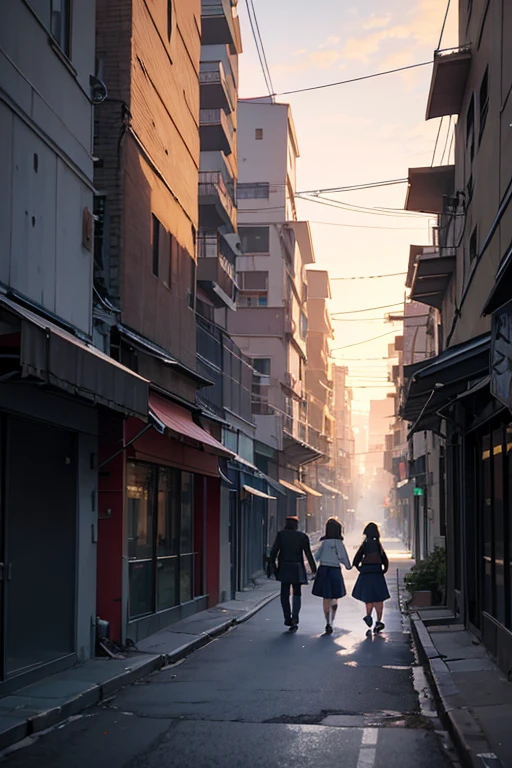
284;516;299;530
363;521;380;539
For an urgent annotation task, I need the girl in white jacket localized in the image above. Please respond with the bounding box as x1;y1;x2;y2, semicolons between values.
312;518;352;634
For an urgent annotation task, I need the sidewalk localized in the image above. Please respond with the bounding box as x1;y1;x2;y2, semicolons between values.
0;576;279;753
411;608;512;768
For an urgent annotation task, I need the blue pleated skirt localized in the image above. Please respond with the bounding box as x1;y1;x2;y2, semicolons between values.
312;565;346;599
352;564;390;603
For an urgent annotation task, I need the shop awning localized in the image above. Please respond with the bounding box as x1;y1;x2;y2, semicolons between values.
149;392;234;457
242;484;276;500
297;481;322;498
318;481;342;496
409;251;456;310
401;333;491;433
0;294;149;418
405;165;455;214
279;479;306;495
259;472;286;496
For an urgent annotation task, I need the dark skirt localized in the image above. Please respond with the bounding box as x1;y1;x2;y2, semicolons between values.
276;561;308;584
352;564;390;603
312;565;346;599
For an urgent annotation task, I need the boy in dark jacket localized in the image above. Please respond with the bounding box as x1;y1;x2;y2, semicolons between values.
270;516;316;631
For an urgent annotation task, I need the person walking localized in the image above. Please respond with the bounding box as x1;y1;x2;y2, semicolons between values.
312;517;352;634
270;516;317;631
352;522;390;633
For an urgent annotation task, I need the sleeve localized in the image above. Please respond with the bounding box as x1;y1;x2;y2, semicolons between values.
352;544;364;571
269;532;281;570
381;546;389;574
314;541;324;562
337;541;352;569
303;534;317;574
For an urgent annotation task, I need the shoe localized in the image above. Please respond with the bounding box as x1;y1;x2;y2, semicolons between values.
289;621;299;632
363;614;373;627
325;623;333;635
374;621;385;633
284;617;293;627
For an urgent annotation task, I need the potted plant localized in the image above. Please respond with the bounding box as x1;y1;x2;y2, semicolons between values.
404;547;446;607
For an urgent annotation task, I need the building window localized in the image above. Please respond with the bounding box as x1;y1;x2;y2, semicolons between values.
466;95;475;163
151;214;161;276
167;0;173;41
51;0;71;55
237;271;268;307
252;358;271;414
255;128;263;140
239;226;270;254
237;183;270;200
299;311;308;341
127;462;200;619
479;67;489;141
469;226;478;261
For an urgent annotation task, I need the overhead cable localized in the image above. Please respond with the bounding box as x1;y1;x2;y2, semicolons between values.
330;271;406;281
331;330;397;351
244;0;273;98
331;302;403;315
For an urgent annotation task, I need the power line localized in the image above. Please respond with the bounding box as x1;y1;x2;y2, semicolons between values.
248;0;275;96
298;193;428;219
330;271;406;281
299;197;427;229
298;178;408;195
437;0;452;49
244;0;273;98
331;330;397;352
273;60;432;97
308;219;426;231
331;302;403;315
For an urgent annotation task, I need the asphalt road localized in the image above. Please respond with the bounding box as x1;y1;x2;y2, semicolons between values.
1;537;454;768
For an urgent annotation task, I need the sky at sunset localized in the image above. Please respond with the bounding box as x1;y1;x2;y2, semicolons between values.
237;0;458;412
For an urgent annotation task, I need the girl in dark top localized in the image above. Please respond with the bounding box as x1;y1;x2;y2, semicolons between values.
352;522;390;633
270;516;316;632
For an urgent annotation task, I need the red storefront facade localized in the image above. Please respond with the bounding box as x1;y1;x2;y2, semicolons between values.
97;395;228;644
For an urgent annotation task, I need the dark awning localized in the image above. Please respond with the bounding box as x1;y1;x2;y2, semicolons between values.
409;251;456;310
0;294;149;418
482;244;512;315
401;333;491;433
405;165;455;214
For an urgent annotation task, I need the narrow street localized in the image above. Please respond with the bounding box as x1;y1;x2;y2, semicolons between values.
0;539;454;768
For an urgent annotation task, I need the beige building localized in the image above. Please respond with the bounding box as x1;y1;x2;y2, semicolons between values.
402;0;512;674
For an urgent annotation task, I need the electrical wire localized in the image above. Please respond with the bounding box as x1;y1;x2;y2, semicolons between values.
431;116;444;166
298;193;428;219
244;0;273;98
330;271;406;281
331;302;403;315
308;219;426;231
247;0;275;96
331;330;397;352
272;60;432;97
437;0;452;49
298;178;408;195
297;198;427;230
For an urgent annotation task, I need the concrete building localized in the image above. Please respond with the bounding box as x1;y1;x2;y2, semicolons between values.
332;365;356;533
229;99;321;533
0;1;149;690
93;0;231;645
401;0;512;674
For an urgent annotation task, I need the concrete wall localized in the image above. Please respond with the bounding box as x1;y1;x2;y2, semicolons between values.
0;0;95;333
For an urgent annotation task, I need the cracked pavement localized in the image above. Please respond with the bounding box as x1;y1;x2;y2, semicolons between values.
0;539;456;767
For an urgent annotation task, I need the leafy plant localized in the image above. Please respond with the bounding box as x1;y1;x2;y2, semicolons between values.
404;547;446;595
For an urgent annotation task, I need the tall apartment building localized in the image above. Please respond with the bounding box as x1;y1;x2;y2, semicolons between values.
0;1;150;690
401;0;512;673
229;99;322;533
332;366;356;533
302;270;339;532
93;0;231;645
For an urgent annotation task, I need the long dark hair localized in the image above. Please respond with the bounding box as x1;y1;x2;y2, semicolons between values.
321;517;343;540
363;521;380;539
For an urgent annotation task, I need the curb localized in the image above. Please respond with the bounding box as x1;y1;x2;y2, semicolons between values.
410;615;504;768
0;591;278;756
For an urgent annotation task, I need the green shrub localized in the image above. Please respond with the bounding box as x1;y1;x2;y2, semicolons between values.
404;547;446;595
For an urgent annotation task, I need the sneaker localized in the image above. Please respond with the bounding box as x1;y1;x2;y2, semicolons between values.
284;617;293;627
374;621;385;633
325;623;333;635
289;622;298;632
363;614;373;627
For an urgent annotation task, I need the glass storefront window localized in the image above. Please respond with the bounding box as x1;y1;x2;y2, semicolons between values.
482;433;493;616
127;462;200;619
493;427;505;624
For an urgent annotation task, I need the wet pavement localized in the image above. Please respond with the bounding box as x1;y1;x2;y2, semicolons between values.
0;536;456;768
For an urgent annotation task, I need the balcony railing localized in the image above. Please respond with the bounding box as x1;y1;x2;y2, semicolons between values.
199;170;235;228
199;108;234;155
199;61;236;112
201;0;241;51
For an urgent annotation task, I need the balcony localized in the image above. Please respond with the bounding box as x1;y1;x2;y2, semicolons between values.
228;306;286;337
426;46;472;120
405;165;455;214
200;60;235;114
200;109;234;156
409;248;455;310
201;0;242;51
199;170;236;229
197;233;238;310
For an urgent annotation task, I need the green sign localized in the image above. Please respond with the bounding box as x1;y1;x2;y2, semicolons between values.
413;487;423;496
